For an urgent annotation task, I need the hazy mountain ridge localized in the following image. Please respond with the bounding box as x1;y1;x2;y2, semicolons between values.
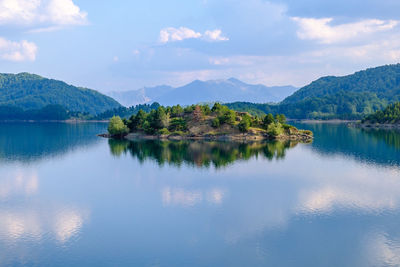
0;72;121;114
108;78;297;107
108;85;174;107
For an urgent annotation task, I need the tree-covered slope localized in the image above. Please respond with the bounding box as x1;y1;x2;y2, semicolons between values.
283;64;400;104
0;73;121;114
227;64;400;119
362;102;400;124
227;91;387;120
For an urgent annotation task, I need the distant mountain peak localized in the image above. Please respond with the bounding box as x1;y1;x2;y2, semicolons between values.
109;78;297;107
227;77;243;84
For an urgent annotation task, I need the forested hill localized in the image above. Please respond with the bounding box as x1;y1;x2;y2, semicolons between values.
283;64;400;104
227;64;400;119
362;102;400;124
0;73;121;114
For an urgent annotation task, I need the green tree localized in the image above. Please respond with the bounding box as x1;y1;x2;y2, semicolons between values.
211;103;224;113
267;123;284;137
211;117;220;128
201;105;212;116
158;128;170;135
263;113;275;128
169;117;187;131
238;116;251;133
276;114;286;124
219;110;236;125
171;105;184;117
128;109;147;131
108;116;129;136
143;120;154;134
150;107;169;129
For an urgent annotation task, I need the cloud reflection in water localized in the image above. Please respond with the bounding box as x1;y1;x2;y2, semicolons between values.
162;187;225;207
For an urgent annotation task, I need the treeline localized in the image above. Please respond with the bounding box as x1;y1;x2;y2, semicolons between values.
95;102;161;120
226;91;387;119
362;102;400;124
0;105;73;120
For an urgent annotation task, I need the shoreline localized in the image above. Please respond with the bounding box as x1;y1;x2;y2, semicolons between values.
291;119;356;124
100;132;313;143
348;122;400;129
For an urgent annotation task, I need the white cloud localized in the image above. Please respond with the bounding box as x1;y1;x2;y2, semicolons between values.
45;0;87;25
159;27;228;43
292;17;398;44
0;0;87;27
0;37;37;61
160;27;202;43
204;29;229;41
209;57;230;65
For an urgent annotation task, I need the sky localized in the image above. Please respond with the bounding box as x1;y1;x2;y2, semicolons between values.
1;0;400;93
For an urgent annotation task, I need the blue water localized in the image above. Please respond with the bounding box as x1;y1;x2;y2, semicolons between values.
0;122;399;266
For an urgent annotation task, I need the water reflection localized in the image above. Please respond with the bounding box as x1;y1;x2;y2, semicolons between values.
0;170;38;199
162;187;225;207
108;139;300;168
0;207;88;243
0;122;106;163
0;123;400;266
293;123;400;167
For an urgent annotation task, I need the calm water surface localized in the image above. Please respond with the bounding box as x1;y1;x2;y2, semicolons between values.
0;122;399;266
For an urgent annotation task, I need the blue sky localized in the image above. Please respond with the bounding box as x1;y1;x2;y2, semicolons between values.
1;0;400;92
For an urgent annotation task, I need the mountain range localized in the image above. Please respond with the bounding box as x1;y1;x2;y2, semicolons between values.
2;63;400;120
108;78;298;107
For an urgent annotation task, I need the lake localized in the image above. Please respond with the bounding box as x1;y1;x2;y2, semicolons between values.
0;122;399;266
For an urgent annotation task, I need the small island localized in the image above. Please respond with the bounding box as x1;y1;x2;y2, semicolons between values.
103;103;313;142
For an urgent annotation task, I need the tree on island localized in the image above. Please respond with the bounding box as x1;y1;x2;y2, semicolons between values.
108;116;129;137
238;114;251;133
128;109;147;131
263;113;275;128
276;114;286;124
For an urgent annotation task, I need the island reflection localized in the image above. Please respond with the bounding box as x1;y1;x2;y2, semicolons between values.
108;139;300;168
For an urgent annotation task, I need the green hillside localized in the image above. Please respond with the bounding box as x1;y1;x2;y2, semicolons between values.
362;102;400;124
283;64;400;104
0;73;121;114
227;64;400;119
